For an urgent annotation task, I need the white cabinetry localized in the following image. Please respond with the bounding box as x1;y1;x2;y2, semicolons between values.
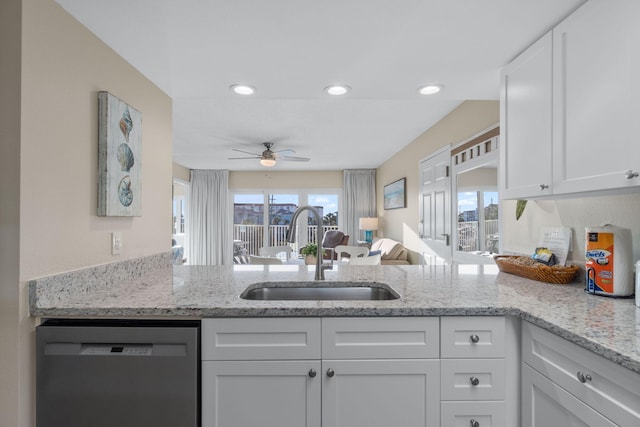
440;316;517;427
321;317;440;427
552;0;640;195
202;318;321;427
500;31;554;199
522;321;640;427
500;0;640;199
202;317;441;427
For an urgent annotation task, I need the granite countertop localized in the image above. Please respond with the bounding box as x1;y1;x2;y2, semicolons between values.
29;257;640;374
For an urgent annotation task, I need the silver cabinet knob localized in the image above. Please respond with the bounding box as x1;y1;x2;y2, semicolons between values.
308;369;317;378
470;420;480;427
539;184;549;190
576;371;592;383
625;170;639;179
470;334;480;343
470;376;480;386
326;368;335;378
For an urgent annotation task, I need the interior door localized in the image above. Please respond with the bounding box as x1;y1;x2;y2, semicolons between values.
419;148;451;262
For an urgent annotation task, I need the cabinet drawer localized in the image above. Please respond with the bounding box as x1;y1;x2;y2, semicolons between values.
522;322;640;427
202;318;321;360
441;317;505;358
441;359;505;401
441;401;505;427
322;317;439;359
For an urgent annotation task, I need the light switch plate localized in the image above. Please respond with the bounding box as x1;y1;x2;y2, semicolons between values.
111;232;122;255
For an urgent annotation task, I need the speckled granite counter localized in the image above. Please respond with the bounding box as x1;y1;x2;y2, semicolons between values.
29;259;640;374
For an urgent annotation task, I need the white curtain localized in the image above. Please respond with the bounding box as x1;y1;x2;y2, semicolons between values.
188;170;233;265
343;169;376;242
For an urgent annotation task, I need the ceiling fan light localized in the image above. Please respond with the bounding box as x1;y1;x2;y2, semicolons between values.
260;158;276;167
418;84;444;95
230;84;256;95
325;85;351;96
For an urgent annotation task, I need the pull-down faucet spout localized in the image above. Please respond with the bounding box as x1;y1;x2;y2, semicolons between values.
287;205;325;280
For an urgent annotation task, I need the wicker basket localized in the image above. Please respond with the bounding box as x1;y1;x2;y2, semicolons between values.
493;255;579;284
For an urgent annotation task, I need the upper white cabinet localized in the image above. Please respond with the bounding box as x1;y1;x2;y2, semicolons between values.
552;0;640;194
501;0;640;199
500;31;553;199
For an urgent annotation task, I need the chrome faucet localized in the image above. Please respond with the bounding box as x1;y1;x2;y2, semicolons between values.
287;205;325;280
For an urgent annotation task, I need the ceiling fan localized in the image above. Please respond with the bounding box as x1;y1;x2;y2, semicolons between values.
229;142;310;167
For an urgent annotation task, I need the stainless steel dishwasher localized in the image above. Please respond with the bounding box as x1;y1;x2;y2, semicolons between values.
36;319;200;427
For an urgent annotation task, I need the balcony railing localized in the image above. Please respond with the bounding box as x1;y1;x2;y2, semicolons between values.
233;224;339;256
457;219;499;253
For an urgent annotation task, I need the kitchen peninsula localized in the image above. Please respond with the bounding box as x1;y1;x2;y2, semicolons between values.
29;256;640;374
30;256;640;426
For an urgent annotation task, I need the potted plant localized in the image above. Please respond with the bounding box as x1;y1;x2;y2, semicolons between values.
299;243;322;265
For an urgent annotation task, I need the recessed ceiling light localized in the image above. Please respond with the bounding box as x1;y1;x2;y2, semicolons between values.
325;85;351;96
418;84;444;95
230;84;255;95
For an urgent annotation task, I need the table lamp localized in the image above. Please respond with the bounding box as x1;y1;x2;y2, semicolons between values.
359;217;379;243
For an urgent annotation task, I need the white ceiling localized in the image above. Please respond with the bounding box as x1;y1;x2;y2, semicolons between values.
56;0;584;171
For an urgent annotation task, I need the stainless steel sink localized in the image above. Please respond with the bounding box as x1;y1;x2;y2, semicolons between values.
240;282;400;301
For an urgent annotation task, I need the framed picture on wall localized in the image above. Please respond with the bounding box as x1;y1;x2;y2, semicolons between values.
97;91;142;216
384;177;406;209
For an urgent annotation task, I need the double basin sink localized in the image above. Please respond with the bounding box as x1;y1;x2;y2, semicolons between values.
240;282;400;301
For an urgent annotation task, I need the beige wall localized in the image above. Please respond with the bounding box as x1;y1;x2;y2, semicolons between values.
173;162;191;182
376;101;500;262
21;0;172;279
229;170;343;189
0;0;23;424
1;1;174;425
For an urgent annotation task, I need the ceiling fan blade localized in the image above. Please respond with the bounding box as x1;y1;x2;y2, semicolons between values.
274;149;295;156
281;156;310;162
232;148;261;156
228;156;261;160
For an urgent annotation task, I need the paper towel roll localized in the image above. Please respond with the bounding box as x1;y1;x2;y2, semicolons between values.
585;224;634;297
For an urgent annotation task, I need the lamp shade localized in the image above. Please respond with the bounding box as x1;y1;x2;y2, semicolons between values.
260;158;276;167
359;217;378;230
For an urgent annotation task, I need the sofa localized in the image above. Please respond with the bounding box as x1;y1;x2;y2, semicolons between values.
370;238;410;265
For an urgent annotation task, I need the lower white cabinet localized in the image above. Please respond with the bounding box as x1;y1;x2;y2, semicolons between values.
202;317;441;427
522;321;640;426
202;360;321;427
322;359;440;427
522;364;616;427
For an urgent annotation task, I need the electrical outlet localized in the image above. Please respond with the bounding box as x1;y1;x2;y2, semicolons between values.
111;232;122;255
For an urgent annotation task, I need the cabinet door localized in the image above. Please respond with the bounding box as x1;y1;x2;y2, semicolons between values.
522;364;616;427
322;359;440;427
553;0;640;194
500;31;553;199
202;360;321;427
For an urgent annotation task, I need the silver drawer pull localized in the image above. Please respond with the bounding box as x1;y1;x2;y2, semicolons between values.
470;376;480;386
539;184;549;190
326;368;335;378
308;369;317;378
470;420;480;427
470;334;480;343
625;170;639;179
576;371;592;383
